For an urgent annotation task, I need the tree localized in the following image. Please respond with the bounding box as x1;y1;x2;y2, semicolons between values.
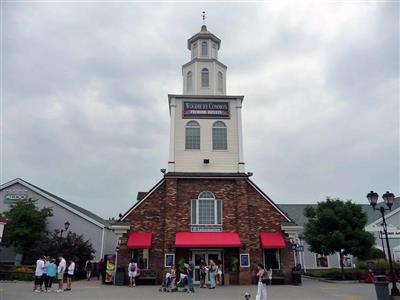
2;198;53;263
304;197;375;278
25;230;95;267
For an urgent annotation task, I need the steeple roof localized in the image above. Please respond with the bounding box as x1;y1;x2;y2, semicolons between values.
187;25;221;50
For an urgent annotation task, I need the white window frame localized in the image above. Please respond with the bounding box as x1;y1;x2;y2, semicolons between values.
201;41;208;57
217;72;223;91
240;254;250;268
201;68;209;88
192;43;197;59
315;254;329;268
191;192;222;225
164;253;175;267
131;248;149;270
212;121;227;150
187;71;193;93
185;120;200;150
263;249;281;270
337;253;353;268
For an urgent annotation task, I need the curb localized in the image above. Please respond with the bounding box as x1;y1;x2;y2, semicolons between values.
303;275;361;284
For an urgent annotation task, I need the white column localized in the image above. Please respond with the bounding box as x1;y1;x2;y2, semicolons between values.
236;98;245;172
168;98;176;172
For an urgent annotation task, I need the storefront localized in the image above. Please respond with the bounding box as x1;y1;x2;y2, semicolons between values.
113;23;299;284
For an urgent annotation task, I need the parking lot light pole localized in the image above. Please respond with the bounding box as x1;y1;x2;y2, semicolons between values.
367;190;400;296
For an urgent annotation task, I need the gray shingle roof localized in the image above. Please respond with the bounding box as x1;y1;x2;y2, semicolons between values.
279;198;400;227
13;178;110;226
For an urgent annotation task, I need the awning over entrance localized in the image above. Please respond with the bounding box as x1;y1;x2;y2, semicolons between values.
127;232;153;249
175;232;241;248
260;232;286;249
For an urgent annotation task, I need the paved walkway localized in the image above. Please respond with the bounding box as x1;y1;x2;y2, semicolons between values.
0;278;376;300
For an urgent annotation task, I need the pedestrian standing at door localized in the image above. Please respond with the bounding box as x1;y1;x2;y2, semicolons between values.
256;263;268;300
208;259;216;289
199;260;207;288
128;259;138;287
266;266;272;286
186;258;195;293
85;260;92;280
215;259;223;286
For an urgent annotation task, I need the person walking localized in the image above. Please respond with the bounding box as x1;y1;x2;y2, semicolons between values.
46;258;57;292
65;258;75;291
56;255;66;293
128;259;137;287
256;263;268;300
199;260;207;288
85;260;92;280
186;258;195;293
208;259;216;289
34;256;45;292
97;258;104;281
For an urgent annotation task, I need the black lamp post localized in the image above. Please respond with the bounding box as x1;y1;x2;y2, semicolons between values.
367;190;400;296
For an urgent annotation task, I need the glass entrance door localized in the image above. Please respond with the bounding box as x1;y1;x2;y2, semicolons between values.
192;251;222;284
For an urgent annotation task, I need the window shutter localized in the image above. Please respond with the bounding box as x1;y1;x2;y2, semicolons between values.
216;199;222;224
191;199;197;224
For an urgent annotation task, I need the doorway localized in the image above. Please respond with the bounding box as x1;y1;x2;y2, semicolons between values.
192;250;222;283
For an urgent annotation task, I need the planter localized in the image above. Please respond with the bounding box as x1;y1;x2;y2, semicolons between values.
224;273;230;285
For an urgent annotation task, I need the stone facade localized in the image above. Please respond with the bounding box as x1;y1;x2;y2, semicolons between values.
118;176;295;284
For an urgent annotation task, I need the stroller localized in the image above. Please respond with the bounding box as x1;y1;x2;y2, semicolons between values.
175;273;188;293
159;272;177;292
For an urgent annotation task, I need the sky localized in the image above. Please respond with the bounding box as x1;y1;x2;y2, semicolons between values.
2;2;399;219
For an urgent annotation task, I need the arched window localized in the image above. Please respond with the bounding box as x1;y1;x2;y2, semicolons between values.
201;41;208;57
185;121;200;150
186;71;192;92
217;72;223;91
191;191;222;225
212;121;227;150
201;68;209;88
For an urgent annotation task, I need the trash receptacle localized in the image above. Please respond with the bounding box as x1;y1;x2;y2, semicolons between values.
374;275;390;300
115;267;125;286
291;271;302;285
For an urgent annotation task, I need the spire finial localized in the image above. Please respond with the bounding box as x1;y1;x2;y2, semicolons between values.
202;11;206;25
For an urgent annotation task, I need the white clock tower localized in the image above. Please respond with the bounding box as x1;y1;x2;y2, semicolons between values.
168;23;245;174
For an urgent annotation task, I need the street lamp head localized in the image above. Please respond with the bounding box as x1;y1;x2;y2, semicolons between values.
367;191;379;209
64;221;70;231
383;191;395;210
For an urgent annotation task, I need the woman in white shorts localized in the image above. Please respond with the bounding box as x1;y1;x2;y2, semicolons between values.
128;259;137;287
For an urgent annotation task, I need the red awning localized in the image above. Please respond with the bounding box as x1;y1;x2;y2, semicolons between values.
175;232;241;248
260;232;286;249
127;232;153;249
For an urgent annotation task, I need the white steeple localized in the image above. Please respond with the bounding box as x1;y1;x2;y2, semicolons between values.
182;23;227;96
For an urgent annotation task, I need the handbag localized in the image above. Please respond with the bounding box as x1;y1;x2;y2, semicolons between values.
261;270;269;284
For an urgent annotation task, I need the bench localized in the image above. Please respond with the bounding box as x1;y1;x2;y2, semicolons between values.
137;270;158;285
271;269;285;284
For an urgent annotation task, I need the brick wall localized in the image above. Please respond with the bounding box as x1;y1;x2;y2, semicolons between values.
118;176;295;284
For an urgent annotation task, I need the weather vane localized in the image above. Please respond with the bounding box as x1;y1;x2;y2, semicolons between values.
202;11;206;25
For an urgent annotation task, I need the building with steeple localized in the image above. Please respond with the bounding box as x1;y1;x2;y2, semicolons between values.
116;22;299;285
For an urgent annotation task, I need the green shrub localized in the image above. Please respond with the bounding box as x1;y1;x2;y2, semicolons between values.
355;259;400;275
0;272;34;281
305;268;365;280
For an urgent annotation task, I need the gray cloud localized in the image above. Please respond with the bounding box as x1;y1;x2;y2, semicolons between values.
3;2;398;218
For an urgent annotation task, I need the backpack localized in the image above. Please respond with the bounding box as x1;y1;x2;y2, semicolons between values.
130;263;136;272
